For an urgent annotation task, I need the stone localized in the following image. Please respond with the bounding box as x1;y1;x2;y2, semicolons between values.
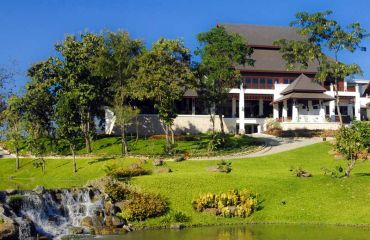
153;159;164;166
128;164;140;170
104;216;113;227
122;225;132;232
68;226;84;235
5;189;16;195
33;186;45;194
104;201;113;216
111;216;125;227
154;168;172;174
0;220;17;239
92;215;104;227
81;216;93;228
170;223;185;230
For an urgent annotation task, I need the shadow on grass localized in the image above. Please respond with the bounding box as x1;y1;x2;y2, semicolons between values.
88;157;115;165
55;162;69;169
354;173;370;177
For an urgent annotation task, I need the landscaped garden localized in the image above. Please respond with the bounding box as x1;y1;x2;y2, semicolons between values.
2;142;370;227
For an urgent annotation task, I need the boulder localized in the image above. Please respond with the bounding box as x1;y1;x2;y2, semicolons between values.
81;216;93;228
170;223;185;230
68;227;84;235
92;215;104;227
154;168;172;174
33;186;45;195
111;216;125;227
153;159;164;166
5;190;16;195
0;220;17;240
104;201;113;216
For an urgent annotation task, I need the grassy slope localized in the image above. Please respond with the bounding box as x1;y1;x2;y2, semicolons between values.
1;142;370;226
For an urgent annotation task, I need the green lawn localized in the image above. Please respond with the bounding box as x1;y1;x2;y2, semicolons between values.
1;142;370;226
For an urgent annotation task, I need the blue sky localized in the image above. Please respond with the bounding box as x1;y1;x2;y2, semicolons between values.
1;0;370;91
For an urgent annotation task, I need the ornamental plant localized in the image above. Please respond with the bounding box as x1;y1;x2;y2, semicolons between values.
192;189;260;218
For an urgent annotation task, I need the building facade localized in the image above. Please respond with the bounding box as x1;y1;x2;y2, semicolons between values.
105;24;370;135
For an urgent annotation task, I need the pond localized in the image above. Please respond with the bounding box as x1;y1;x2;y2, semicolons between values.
97;224;370;240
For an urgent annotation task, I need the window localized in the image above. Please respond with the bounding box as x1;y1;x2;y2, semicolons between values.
260;78;266;88
252;78;258;88
325;106;330;115
284;79;290;84
245;78;251;88
267;79;273;89
335;106;348;116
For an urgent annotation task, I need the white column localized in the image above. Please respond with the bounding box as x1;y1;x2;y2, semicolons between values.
282;100;288;120
329;100;335;122
344;81;348;91
232;97;236;118
308;100;313;113
355;84;361;120
319;101;326;122
273;103;279;119
191;98;196;115
330;83;334;92
239;83;245;134
258;99;263;117
292;100;298;122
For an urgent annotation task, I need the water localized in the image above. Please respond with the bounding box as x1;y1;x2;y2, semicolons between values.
2;188;104;239
99;224;370;240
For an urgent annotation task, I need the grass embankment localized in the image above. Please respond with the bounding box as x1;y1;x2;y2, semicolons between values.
1;142;370;226
2;134;261;157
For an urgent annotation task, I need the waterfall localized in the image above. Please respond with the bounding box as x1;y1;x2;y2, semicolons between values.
2;188;104;239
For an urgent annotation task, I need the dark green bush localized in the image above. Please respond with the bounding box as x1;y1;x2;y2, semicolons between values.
118;192;168;221
104;182;132;203
217;160;232;173
161;210;191;224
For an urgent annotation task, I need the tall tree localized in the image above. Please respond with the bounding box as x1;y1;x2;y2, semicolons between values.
55;32;106;153
134;38;195;153
2;96;24;171
196;26;254;142
92;31;144;155
23;59;57;174
274;10;367;124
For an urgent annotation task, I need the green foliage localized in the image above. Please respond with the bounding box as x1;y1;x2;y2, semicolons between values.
133;38;195;152
289;166;312;177
217;160;232;173
8;194;24;211
192;189;260;218
105;164;151;180
104;181;132;203
160;210;191;224
117;191;168;221
322;165;344;178
196;26;254;138
0;218;4;224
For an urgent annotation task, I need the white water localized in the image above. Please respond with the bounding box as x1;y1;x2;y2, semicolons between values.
13;188;104;239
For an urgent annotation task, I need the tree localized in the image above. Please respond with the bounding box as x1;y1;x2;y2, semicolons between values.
274;10;367;124
23;59;57;174
134;38;195;153
196;26;254;142
55;90;83;174
55;32;106;153
2;96;24;171
335;121;370;177
92;31;144;155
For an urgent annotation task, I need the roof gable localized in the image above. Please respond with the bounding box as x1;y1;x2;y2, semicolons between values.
281;74;326;95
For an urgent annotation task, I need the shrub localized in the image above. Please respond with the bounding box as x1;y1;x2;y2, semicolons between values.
104;181;132;203
217;160;232;173
192;189;260;218
105;164;151;180
322;166;344;178
289;166;312;177
265;118;281;130
117;192;168;221
160;211;191;224
0;218;4;224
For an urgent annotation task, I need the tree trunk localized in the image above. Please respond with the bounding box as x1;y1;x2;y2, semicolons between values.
15;148;19;171
345;158;356;177
218;113;225;145
170;126;175;145
42;158;45;174
165;124;170;153
334;80;343;125
121;124;128;156
210;109;216;136
70;145;77;174
135;116;139;143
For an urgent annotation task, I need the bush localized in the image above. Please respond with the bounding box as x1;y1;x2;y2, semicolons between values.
322;166;344;178
217;160;232;173
289;166;312;177
265;118;281;130
117;192;168;221
161;211;191;224
104;181;132;203
192;189;260;218
105;164;151;180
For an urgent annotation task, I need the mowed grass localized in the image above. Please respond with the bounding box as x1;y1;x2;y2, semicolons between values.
1;142;370;226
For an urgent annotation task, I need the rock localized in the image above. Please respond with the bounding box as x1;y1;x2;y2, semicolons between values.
139;159;147;164
68;226;84;235
153;159;164;166
122;225;132;232
92;215;104;227
81;216;93;228
104;216;113;227
128;164;140;170
33;186;45;194
5;189;16;195
0;220;17;239
301;172;312;177
111;216;125;227
104;202;113;216
154;168;172;174
170;223;185;230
